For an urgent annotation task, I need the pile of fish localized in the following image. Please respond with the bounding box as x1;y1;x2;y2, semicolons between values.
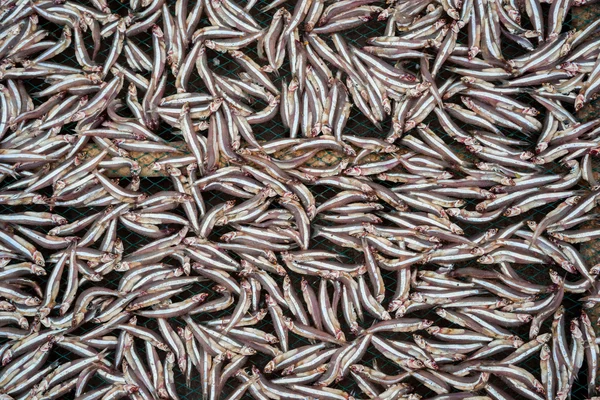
1;0;600;399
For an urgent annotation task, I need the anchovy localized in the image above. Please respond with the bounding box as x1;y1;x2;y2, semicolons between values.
0;1;599;399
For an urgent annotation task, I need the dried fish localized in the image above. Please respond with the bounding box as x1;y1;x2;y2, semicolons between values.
0;1;599;399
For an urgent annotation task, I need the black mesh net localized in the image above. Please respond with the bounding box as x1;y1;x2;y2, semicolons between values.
0;0;599;399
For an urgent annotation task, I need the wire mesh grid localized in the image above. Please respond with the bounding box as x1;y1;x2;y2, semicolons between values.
0;0;599;399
